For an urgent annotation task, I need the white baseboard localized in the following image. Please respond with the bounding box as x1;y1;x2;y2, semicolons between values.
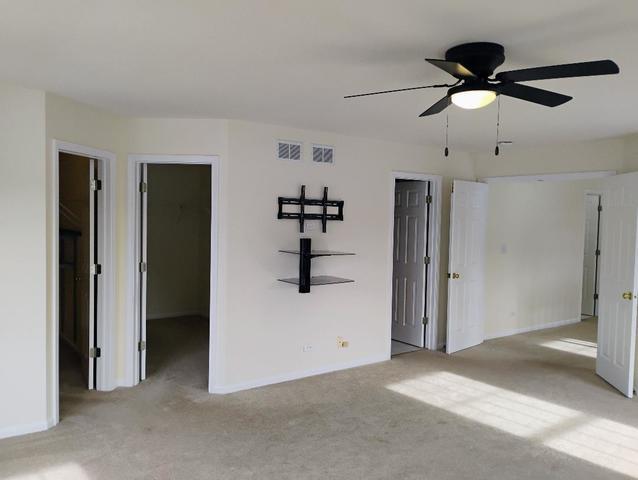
0;419;51;440
209;353;389;394
485;317;581;340
146;310;209;320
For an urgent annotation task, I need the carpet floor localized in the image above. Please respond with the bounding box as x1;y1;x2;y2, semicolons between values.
1;317;637;480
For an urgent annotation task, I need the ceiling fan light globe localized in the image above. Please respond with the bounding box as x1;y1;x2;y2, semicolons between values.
451;90;497;109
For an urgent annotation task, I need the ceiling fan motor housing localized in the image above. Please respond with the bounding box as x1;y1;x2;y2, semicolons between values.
445;42;505;78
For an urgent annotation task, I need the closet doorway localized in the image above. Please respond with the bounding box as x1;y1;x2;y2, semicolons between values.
128;155;220;392
389;172;442;357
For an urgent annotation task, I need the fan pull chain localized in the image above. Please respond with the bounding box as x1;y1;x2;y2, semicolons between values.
495;96;501;156
444;113;449;157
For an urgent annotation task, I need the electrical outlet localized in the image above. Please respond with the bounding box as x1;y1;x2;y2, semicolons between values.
337;337;349;348
302;344;313;352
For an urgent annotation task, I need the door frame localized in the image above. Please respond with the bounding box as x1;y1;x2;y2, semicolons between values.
126;154;220;393
581;190;603;316
50;140;116;426
387;172;442;354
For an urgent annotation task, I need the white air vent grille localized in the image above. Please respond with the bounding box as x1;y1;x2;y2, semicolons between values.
277;140;302;161
312;144;335;164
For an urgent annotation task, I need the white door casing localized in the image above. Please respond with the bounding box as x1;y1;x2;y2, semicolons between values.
138;163;148;381
446;180;489;354
582;194;601;316
596;173;638;398
392;180;428;347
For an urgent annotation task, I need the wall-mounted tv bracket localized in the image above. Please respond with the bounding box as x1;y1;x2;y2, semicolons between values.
277;185;344;233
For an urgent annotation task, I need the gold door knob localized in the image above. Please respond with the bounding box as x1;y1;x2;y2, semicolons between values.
452;273;460;279
622;291;634;300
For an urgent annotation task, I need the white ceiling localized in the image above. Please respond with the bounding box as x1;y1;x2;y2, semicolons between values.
1;0;636;151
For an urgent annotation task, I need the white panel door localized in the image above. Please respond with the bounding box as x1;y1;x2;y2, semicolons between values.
392;181;427;347
597;173;638;398
446;180;488;354
582;194;600;316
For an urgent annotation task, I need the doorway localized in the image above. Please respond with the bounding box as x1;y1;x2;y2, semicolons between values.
129;155;219;391
52;141;115;426
582;193;601;318
142;164;211;387
448;172;638;398
389;173;441;356
58;153;98;391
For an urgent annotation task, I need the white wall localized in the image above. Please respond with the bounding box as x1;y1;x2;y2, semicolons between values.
221;120;474;389
146;164;211;319
474;134;638;179
484;180;598;339
0;82;47;438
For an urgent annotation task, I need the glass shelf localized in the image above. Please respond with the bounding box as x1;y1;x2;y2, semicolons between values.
278;275;354;286
279;249;355;257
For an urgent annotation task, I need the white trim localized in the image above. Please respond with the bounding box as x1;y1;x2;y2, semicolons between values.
482;170;616;184
484;317;581;340
387;172;442;356
126;154;220;393
210;354;388;394
49;140;116;429
0;420;52;440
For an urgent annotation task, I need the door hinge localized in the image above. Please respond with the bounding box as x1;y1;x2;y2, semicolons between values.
139;181;148;193
424;256;431;265
139;262;147;273
425;194;432;204
90;179;102;191
594;293;599;300
595;249;601;256
90;264;102;275
598;205;602;212
138;340;146;352
89;347;101;358
422;317;429;325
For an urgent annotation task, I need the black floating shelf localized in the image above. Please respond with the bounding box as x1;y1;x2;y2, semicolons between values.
278;249;355;258
278;238;354;293
278;276;355;286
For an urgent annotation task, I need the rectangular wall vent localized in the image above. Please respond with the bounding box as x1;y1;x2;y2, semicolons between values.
312;144;335;164
277;140;302;161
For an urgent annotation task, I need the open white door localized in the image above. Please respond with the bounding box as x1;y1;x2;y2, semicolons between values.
138;163;148;381
446;180;488;354
392;180;428;347
596;173;638;398
87;159;99;389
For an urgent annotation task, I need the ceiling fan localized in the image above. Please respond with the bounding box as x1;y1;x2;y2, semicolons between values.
344;42;619;116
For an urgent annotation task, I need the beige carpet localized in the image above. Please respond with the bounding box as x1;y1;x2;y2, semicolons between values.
2;317;637;480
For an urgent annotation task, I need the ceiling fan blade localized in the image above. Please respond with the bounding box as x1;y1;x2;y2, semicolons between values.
495;60;619;83
426;59;477;79
344;83;450;99
498;83;572;107
419;96;451;117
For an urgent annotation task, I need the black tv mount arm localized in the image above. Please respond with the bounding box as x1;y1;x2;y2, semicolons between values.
277;185;344;233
